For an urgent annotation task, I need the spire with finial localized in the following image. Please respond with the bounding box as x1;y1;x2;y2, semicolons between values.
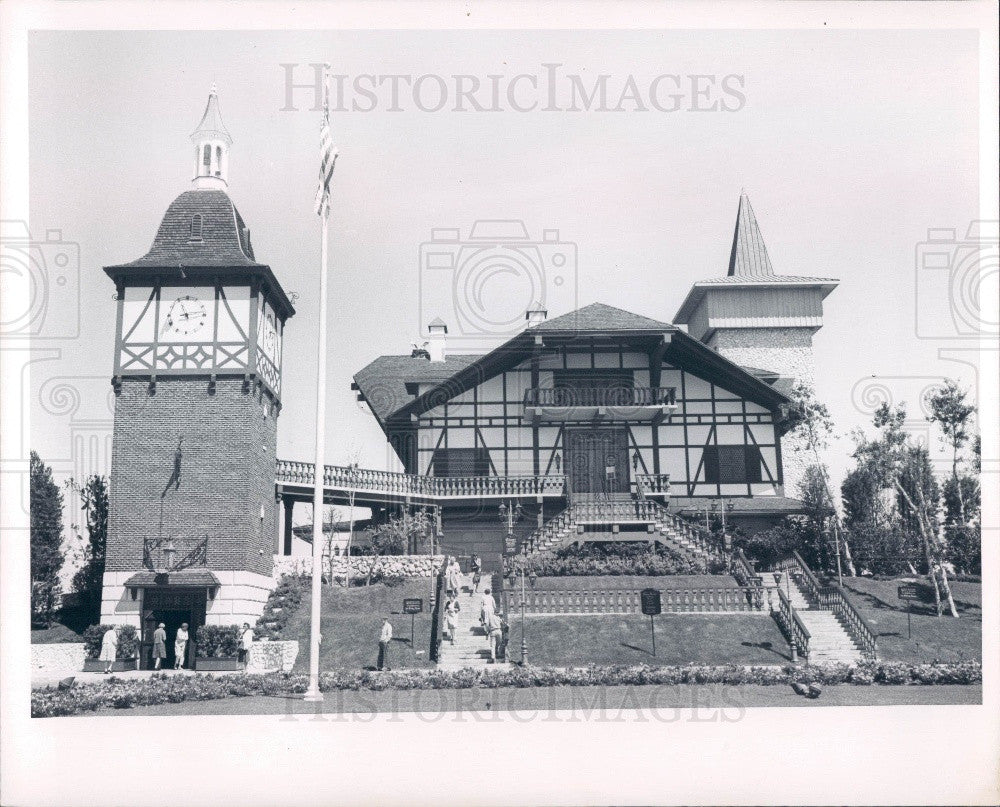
727;190;774;277
190;86;232;190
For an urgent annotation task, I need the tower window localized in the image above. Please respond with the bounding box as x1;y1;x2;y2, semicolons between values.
215;146;222;177
190;214;203;240
202;144;211;168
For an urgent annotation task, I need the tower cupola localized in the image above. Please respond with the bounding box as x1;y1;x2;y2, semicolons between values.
190;85;232;190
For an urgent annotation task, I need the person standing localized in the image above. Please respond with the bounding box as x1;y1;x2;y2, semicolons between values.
238;622;254;670
444;598;459;645
100;626;118;674
377;617;392;671
470;555;482;593
480;587;497;631
152;622;167;671
486;612;503;663
174;622;189;670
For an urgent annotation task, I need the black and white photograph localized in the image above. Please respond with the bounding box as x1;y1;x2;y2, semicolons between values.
1;2;997;805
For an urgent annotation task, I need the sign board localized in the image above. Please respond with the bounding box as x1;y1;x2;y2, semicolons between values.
897;584;920;600
403;598;423;615
640;588;662;616
504;535;518;553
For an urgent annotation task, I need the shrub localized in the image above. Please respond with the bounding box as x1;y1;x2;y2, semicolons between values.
194;624;241;658
511;543;720;577
31;661;982;717
82;624;138;660
255;574;310;640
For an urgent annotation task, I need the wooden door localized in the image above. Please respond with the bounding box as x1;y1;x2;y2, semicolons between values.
565;429;629;495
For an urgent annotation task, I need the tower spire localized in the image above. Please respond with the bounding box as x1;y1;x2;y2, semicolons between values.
727;190;774;277
190;86;232;190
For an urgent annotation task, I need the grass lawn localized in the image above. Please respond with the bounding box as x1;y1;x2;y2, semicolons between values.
31;623;84;644
283;578;438;672
840;578;981;663
505;613;791;666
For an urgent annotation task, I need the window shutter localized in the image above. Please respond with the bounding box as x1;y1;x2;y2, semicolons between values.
745;446;763;483
702;447;719;484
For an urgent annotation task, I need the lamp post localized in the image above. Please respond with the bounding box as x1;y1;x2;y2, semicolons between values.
499;500;526;665
774;570;797;663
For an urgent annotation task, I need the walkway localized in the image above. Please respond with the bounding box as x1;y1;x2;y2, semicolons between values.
437;573;508;670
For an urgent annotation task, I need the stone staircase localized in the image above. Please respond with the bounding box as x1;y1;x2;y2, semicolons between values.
765;571;863;664
524;497;721;563
436;573;508;670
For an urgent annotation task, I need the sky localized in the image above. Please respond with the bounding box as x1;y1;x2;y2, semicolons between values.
26;28;983;506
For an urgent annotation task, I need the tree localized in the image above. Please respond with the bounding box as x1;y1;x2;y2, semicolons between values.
853;403;958;617
784;381;856;575
71;475;109;623
925;379;976;523
30;452;64;627
360;508;434;585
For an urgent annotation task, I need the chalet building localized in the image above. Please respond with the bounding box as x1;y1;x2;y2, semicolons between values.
352;194;838;568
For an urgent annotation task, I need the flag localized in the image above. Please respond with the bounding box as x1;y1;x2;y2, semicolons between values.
313;74;339;218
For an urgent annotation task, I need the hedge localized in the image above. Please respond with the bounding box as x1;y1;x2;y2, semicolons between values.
32;661;982;717
194;625;241;659
81;624;139;660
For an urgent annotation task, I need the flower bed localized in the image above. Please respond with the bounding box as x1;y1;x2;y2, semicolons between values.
31;661;982;717
255;575;310;640
510;543;728;577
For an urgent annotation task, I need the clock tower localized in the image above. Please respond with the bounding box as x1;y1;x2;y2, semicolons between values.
100;88;295;650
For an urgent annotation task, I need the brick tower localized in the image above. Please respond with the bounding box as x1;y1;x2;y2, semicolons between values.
674;191;838;496
100;88;294;664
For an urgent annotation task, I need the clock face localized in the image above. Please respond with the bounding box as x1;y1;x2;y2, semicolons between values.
166;295;208;335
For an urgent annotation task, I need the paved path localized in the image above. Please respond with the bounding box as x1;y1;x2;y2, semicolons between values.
75;683;982;717
437;572;508;670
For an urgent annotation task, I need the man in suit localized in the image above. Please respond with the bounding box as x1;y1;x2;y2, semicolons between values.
377;617;393;671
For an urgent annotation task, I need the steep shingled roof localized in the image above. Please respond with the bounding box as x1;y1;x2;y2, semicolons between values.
109;190;258;268
353;353;483;422
530;302;675;332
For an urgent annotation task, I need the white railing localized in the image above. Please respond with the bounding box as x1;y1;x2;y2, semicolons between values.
276;460;566;500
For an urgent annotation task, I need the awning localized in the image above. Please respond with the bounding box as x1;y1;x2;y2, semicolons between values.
123;570;221;587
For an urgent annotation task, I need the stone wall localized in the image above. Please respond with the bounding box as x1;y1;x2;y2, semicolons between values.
31;643;87;673
272;554;444;581
247;640;298;672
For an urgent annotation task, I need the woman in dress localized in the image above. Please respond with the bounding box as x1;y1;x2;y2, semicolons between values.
100;626;118;674
174;622;189;670
152;622;167;670
444;597;458;645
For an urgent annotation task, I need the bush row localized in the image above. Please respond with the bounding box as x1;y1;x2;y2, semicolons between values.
81;625;139;660
31;661;982;717
513;553;726;577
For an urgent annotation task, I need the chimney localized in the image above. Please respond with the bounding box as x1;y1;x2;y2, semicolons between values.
525;302;548;327
427;318;448;361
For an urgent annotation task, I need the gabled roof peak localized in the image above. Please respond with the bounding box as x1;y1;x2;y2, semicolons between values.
531;302;674;332
727;190;774;277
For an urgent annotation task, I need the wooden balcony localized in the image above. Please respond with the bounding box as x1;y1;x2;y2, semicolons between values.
276;460;567;503
523;386;677;423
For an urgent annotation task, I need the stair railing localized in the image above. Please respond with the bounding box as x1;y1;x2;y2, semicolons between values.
731;549;764;610
429;558;448;663
774;551;878;662
650;503;724;560
775;585;810;661
818;585;878;662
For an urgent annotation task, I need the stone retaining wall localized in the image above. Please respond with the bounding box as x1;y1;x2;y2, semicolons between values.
272;554;444;581
31;643;87;673
247;640;299;672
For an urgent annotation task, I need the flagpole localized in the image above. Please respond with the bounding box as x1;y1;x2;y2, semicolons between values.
304;67;332;704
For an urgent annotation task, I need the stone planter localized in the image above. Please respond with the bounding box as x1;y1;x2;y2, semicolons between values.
83;658;138;672
195;657;242;672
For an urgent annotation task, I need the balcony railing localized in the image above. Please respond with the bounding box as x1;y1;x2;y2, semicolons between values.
276;459;566;500
635;473;671;496
524;386;677;408
143;537;208;572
